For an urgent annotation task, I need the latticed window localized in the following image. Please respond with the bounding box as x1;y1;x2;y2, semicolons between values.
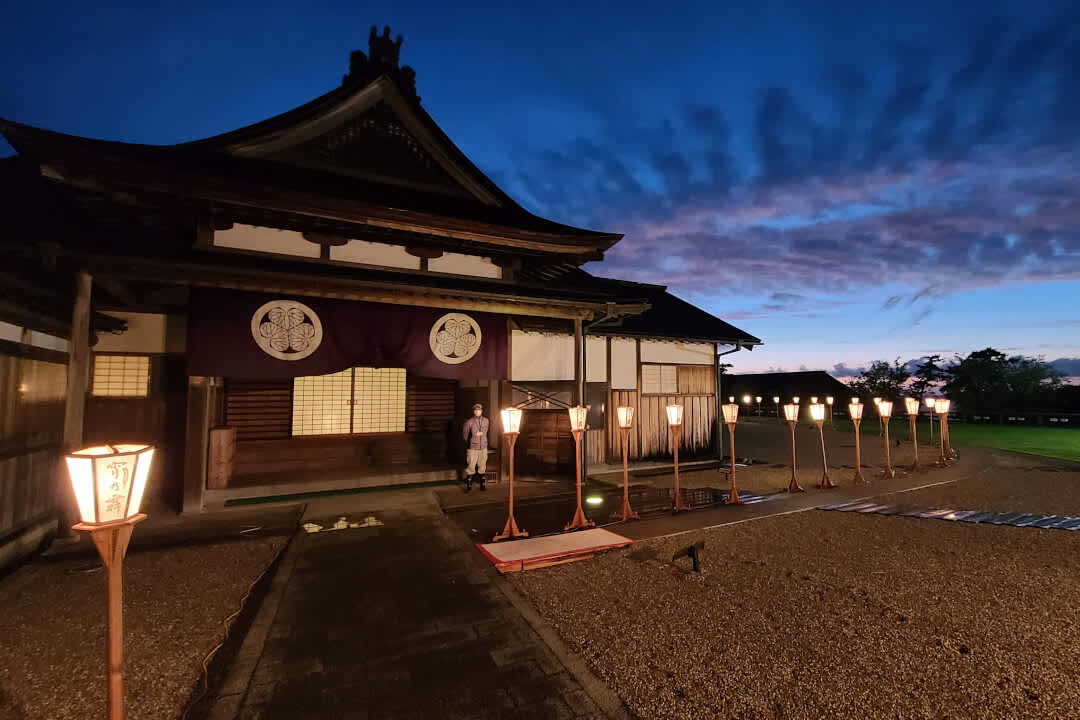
91;355;150;397
641;364;678;394
352;368;406;433
292;367;406;436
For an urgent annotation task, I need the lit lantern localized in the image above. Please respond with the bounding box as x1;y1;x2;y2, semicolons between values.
809;405;833;488
849;401;864;420
567;405;588;433
772;395;780;404
500;407;522;435
721;402;739;425
849;401;866;484
904;397;921;471
667;404;690;511
721;403;744;503
66;444;154;525
742;394;752;405
811;396;819;404
826;396;834;406
878;400;895;478
494;408;527;541
65;443;154;720
613;406;638;521
792;396;800;404
782;403;802;492
564;406;594;531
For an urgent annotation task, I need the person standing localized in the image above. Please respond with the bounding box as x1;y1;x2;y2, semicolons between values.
462;402;490;492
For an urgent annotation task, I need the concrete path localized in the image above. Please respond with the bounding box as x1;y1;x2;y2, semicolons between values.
210;491;622;720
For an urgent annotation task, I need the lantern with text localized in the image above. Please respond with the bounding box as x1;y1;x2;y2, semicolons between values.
612;406;638;521
564;406;595;531
722;402;745;504
904;397;922;472
783;403;803;492
666;404;691;512
66;443;154;720
849;401;867;484
879;400;895;478
494;409;527;541
810;403;834;488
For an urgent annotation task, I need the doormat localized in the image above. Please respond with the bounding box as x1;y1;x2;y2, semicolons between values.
819;502;1080;530
477;527;634;573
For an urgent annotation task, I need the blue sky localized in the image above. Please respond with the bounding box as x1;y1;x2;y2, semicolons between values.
2;0;1078;378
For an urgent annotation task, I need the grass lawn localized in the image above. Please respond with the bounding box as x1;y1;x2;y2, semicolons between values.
744;416;1080;463
946;423;1080;463
813;418;1080;464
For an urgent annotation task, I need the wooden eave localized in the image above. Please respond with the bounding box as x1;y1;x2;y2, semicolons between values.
0;244;650;322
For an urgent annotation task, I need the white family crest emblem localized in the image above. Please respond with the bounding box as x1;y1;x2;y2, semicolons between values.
251;300;323;361
429;313;482;365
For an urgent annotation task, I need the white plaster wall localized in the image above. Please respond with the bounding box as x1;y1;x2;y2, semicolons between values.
586;337;606;383
93;313;185;353
27;331;69;353
213;224;321;258
0;322;21;344
330;240;420;269
610;338;637;389
511;331;573;381
428;252;501;278
640;340;714;365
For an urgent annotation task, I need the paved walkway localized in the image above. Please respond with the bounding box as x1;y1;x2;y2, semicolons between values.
212;493;615;720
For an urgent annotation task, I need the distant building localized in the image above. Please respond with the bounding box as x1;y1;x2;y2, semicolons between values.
723;371;854;418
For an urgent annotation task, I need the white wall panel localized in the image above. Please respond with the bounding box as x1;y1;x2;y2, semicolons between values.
213;224;320;258
511;331;574;381
330;240;420;269
640;340;714;365
428;252;501;278
93;313;184;353
610;338;637;389
586;337;606;382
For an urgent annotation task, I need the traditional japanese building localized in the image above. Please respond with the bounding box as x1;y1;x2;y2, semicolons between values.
0;27;759;537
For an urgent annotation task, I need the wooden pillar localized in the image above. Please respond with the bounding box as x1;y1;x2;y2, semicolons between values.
573;318;583;406
715;350;724;460
59;271;92;528
182;376;213;514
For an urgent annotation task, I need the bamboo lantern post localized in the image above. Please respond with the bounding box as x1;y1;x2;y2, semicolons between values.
873;397;883;435
811;403;835;488
564;406;595;531
493;409;528;541
667;404;692;512
66;443;155;720
849;400;867;484
783;403;804;492
879;400;896;479
925;397;936;445
773;396;781;422
611;406;639;521
942;399;957;460
826;396;834;426
904;397;922;472
755;395;762;416
722;402;745;504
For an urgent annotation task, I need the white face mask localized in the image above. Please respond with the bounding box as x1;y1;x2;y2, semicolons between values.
474;409;482;417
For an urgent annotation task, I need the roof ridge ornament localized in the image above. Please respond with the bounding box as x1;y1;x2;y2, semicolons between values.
343;25;419;101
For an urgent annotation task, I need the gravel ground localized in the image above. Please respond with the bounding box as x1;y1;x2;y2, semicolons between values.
513;453;1080;719
0;535;286;720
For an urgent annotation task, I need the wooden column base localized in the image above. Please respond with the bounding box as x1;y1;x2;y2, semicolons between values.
493;515;528;542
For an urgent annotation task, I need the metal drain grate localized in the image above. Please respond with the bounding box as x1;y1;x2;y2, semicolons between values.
819;502;1080;530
